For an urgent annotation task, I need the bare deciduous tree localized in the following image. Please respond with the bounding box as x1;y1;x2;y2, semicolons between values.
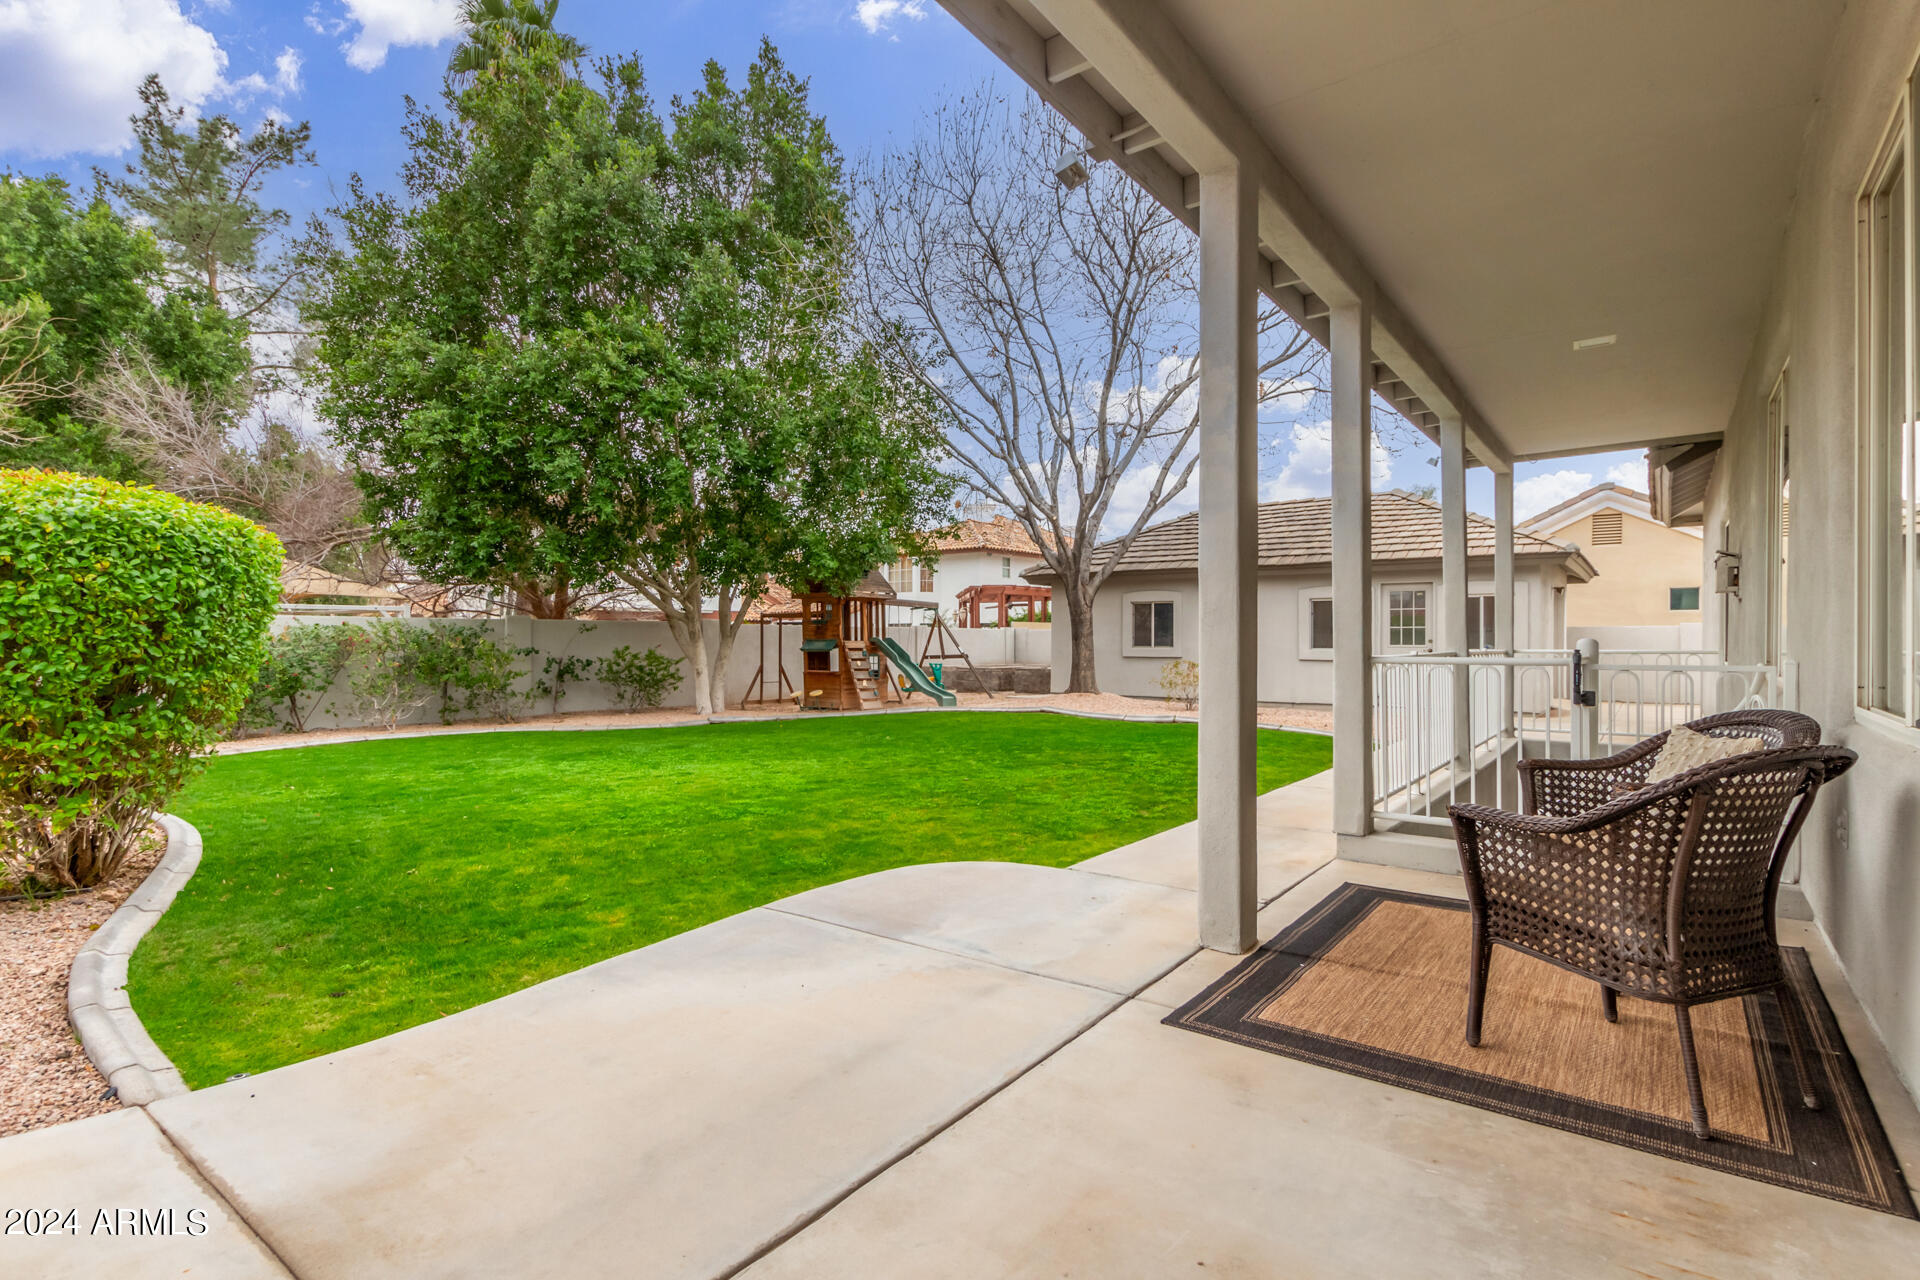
79;347;368;565
0;297;63;441
857;88;1321;691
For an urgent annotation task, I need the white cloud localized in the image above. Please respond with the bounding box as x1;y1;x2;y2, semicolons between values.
320;0;463;72
274;47;304;95
0;4;313;158
1259;421;1392;502
1513;468;1594;518
855;0;926;36
0;0;227;156
224;46;304;104
1605;456;1647;491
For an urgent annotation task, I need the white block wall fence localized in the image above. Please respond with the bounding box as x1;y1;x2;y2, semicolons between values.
257;615;1050;735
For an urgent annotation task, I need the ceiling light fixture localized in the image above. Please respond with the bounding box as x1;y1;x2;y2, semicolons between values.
1053;147;1092;191
1572;334;1618;351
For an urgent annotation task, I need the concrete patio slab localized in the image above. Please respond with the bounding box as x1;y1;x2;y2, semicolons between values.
1075;825;1334;902
743;988;1920;1280
145;905;1118;1280
770;862;1198;996
1071;770;1336;905
1134;859;1463;1010
13;755;1909;1279
1238;768;1331;827
0;1108;289;1279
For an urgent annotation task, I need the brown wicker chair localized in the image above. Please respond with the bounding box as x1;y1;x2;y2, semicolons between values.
1449;711;1854;1140
1516;710;1822;817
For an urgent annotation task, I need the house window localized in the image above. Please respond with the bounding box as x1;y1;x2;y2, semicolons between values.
1590;510;1624;545
1131;600;1174;649
919;563;934;593
1309;598;1334;651
1001;557;1011;578
1463;595;1496;651
1386;587;1428;648
1670;587;1700;612
1860;122;1917;721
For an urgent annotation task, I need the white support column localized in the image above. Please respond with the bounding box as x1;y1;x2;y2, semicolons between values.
1440;417;1471;770
1494;468;1516;732
1331;298;1374;838
1196;165;1259;954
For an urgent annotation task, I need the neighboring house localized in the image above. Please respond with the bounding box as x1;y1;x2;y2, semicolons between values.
1026;491;1594;701
883;516;1052;624
1519;483;1705;650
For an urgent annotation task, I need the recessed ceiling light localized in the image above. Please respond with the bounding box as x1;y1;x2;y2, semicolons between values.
1572;334;1618;351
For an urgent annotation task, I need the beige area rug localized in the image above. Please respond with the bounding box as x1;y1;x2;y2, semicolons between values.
1166;883;1916;1217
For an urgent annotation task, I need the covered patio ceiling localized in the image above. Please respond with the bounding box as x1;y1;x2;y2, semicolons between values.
944;0;1846;463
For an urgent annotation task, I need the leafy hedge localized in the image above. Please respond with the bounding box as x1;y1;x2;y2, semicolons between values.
0;470;281;888
242;623;355;733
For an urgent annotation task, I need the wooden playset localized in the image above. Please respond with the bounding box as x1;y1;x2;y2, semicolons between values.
744;571;970;710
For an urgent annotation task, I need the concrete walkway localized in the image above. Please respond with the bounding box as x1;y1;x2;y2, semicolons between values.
8;767;1919;1277
0;775;1327;1279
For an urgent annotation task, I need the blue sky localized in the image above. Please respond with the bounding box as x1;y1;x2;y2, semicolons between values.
0;0;1640;527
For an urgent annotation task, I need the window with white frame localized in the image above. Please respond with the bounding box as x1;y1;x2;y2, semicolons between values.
1463;594;1496;651
1386;587;1428;648
887;556;920;594
1123;593;1178;656
1001;557;1012;578
1859;114;1918;723
1132;600;1174;648
1305;596;1334;654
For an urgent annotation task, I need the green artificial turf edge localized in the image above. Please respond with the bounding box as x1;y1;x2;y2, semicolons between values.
133;713;1331;1086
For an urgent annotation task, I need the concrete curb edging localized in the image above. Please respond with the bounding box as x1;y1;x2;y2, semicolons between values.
68;814;198;1106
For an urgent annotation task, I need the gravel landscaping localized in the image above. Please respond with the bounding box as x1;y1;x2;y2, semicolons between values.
0;828;163;1137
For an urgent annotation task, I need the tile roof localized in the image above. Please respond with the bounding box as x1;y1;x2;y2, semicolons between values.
1029;491;1594;581
930;516;1058;557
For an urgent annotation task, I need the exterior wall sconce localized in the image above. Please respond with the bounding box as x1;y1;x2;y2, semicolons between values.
1714;549;1742;598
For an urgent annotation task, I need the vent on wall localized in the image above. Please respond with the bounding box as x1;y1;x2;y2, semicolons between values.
1590;510;1624;545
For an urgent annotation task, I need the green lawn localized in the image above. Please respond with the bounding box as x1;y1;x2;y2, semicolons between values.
135;714;1330;1086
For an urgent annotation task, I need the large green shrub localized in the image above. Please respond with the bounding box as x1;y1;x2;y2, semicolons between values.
601;645;682;710
419;624;528;724
241;624;355;734
0;470;280;888
342;620;439;730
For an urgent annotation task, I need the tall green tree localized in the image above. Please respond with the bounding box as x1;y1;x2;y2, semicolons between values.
304;42;951;712
0;173;246;476
96;76;315;325
448;0;586;88
83;80;372;564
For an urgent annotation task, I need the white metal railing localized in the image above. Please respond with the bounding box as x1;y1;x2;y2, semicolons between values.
1369;644;1783;833
1589;650;1779;754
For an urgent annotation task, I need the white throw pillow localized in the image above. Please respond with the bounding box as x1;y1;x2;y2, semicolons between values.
1643;724;1765;784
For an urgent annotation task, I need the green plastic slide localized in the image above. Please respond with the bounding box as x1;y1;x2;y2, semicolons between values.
873;636;957;706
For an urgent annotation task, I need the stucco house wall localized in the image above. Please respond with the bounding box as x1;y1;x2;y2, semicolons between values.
1049;558;1568;701
919;548;1047;621
1696;0;1920;1099
884;517;1050;624
1537;512;1702;629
